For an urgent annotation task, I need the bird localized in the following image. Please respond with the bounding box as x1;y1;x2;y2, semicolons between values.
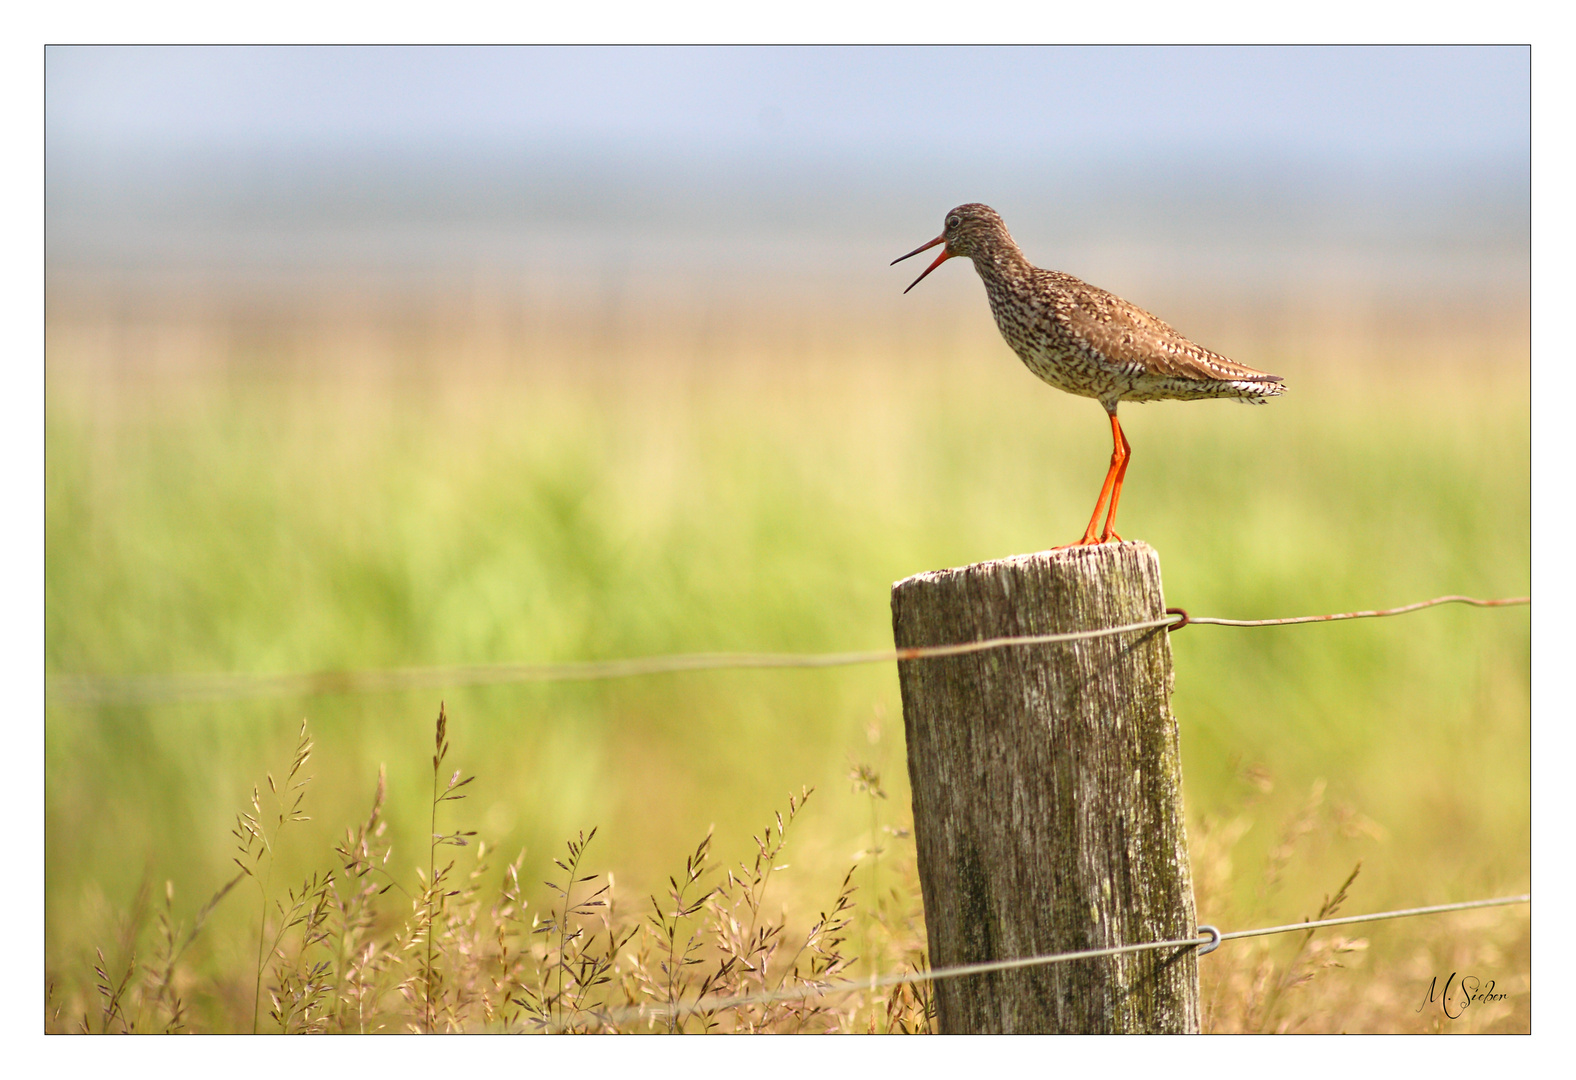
893;203;1285;547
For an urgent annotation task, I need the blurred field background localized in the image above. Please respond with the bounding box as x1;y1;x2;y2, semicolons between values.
44;46;1529;1031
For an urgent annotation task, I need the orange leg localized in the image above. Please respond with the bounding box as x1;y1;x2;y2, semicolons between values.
1099;412;1132;543
1060;408;1129;547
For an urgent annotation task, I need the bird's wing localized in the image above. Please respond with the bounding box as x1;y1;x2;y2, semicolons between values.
1051;273;1283;384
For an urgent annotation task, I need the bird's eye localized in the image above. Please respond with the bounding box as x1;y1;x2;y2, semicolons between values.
946;216;961;229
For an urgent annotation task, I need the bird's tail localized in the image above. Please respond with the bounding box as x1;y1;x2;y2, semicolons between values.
1231;375;1286;404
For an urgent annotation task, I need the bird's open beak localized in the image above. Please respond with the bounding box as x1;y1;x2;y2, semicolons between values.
892;234;952;294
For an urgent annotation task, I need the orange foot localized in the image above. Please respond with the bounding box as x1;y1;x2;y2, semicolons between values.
1052;534;1125;549
1053;533;1108;550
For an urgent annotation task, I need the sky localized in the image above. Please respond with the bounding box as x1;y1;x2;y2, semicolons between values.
43;46;1531;305
46;45;1528;168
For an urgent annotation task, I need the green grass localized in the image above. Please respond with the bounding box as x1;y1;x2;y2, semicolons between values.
44;304;1529;1030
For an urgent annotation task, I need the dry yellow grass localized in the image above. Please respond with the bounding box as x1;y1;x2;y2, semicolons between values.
47;707;1527;1032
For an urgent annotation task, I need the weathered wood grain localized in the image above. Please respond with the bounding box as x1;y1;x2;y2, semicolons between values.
891;541;1198;1033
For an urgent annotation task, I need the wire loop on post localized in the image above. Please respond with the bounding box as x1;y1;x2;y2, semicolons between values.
1165;606;1190;632
1196;924;1221;955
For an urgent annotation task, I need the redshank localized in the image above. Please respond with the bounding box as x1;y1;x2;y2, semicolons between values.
894;203;1285;546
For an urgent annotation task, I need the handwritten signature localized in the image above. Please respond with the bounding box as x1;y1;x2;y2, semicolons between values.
1417;973;1510;1019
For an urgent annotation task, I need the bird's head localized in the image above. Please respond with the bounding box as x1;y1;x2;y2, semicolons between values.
892;203;1012;293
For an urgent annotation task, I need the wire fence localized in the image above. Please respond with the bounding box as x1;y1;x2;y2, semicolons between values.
49;593;1528;706
49;588;1531;1029
554;893;1531;1031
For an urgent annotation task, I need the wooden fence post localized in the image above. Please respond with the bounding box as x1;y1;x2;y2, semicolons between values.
891;541;1199;1033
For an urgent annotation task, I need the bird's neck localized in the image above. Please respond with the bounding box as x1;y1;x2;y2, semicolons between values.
970;240;1034;287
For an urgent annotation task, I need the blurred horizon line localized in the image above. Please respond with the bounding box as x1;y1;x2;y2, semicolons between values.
48;144;1528;316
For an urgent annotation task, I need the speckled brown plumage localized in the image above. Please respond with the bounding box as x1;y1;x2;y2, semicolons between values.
894;202;1285;546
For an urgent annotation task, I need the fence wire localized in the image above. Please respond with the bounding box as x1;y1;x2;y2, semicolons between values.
50;593;1528;706
555;892;1531;1031
47;590;1531;1030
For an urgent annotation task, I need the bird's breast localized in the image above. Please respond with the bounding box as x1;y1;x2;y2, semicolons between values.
982;282;1119;402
